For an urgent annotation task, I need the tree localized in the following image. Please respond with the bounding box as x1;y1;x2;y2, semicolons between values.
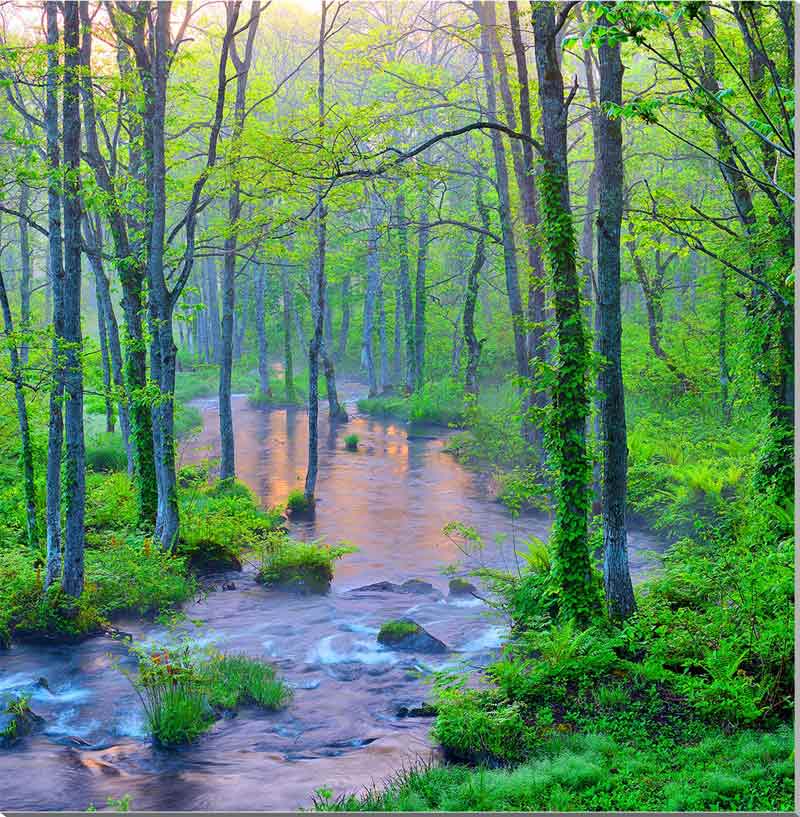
61;0;85;598
532;1;596;623
594;6;635;621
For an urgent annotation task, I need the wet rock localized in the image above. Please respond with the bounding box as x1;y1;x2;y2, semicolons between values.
0;697;44;747
221;581;237;591
377;618;448;654
396;702;437;718
448;577;478;597
35;677;50;691
326;663;364;682
349;579;441;598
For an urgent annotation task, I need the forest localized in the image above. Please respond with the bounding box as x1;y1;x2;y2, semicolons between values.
0;0;794;813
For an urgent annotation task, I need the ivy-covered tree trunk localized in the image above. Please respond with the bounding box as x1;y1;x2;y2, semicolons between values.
596;13;636;621
44;0;64;588
0;269;36;549
532;2;596;624
61;0;86;598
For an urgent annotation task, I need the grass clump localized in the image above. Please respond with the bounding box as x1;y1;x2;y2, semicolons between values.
126;641;290;745
344;433;359;451
201;653;292;710
257;531;355;594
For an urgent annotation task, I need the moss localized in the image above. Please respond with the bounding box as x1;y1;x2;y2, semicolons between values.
378;619;422;642
344;434;359;451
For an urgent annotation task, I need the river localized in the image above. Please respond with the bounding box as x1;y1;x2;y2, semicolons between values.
0;382;664;811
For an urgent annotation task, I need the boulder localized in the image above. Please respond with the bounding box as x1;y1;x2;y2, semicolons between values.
377;618;448;653
448;577;478;597
349;579;441;598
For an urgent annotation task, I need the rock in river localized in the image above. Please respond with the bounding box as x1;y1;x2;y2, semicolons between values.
377;618;448;653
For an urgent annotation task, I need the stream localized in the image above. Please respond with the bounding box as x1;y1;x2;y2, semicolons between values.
0;381;665;811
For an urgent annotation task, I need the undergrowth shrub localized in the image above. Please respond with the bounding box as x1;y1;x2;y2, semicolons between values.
86;432;128;473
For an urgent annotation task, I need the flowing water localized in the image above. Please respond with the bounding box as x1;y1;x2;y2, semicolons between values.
0;381;665;811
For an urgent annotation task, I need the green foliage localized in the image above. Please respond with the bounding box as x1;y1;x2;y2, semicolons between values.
256;530;355;594
286;488;311;513
125;639;290;745
174;402;203;439
432;687;531;765
85;472;139;531
320;727;794;812
344;433;359;451
178;479;283;568
358;379;465;426
85;431;128;473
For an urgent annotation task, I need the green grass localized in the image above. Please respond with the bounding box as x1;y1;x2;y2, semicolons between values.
344;433;359;451
86;431;128;473
357;379;465;426
129;647;290;745
317;727;794;811
201;653;292;710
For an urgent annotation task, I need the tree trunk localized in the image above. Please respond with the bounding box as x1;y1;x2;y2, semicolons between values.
80;2;155;523
204;256;221;364
61;0;86;598
280;263;295;401
377;263;389;392
96;270;115;433
255;262;272;397
337;274;351;364
464;185;488;396
719;266;731;424
532;2;595;623
396;193;415;392
476;2;529;426
595;12;635;621
219;0;259;481
0;268;37;549
414;198;429;387
392;277;402;385
234;273;250;361
44;0;64;588
18;185;31;367
362;190;381;396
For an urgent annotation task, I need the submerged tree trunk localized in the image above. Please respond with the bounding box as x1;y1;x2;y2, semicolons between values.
61;0;86;598
595;13;635;621
532;2;595;623
0;268;37;549
44;0;64;588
